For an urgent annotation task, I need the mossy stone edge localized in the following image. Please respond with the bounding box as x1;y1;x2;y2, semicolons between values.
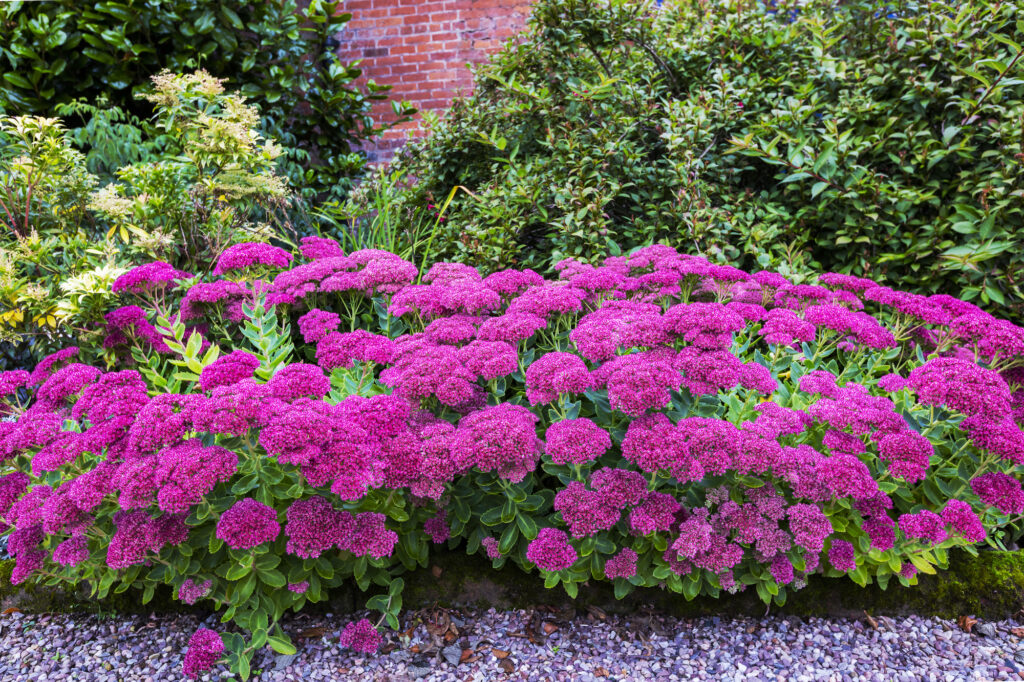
3;549;1021;620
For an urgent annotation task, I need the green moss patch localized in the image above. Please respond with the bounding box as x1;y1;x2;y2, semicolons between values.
4;550;1023;620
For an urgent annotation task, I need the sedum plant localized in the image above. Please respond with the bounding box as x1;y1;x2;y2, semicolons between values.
2;240;1024;678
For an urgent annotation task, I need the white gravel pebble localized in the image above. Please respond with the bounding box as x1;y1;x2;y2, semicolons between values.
0;608;1021;681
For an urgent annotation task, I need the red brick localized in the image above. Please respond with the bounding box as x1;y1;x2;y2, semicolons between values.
428;10;458;22
337;0;533;163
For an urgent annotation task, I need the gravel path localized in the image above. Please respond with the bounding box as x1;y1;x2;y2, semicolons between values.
1;608;1022;681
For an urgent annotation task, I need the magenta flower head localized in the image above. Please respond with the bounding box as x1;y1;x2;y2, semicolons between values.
877;373;906;393
507;283;586;318
970;472;1024;514
459;340;519;380
112;261;192;295
424;511;450;544
183;628;224;679
759;308;816;348
0;472;31;519
297;308;341;343
340;618;383;654
268;363;331;401
155;440;238;513
570;301;668;362
213;242;293;276
177;578;213;605
664;302;744;350
483;268;545;296
818;272;876;293
906;357;1012;419
451;403;542;482
787;504;832;553
941;499;986;543
875;431;932;483
28;347;80;386
481;536;501;559
424;314;481;345
751;270;790;289
52;536;89;567
898;509;947;546
770;554;795;585
288;581;309;594
216;498;281;549
299;236;345;260
36;363;101;406
317;330;396;370
554;481;620;537
475;311;547;344
590;468;647;509
0;369;29;399
199;351;261;392
545;418;611;465
604;547;638;579
827;539;856;572
597;351;681;417
285;496;346;559
526;527;578;572
629;491;681;536
525;351;593;405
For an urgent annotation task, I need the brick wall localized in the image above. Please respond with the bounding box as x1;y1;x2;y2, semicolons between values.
337;0;535;164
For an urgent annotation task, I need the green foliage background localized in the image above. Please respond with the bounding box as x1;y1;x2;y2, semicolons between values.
0;0;413;202
367;0;1024;313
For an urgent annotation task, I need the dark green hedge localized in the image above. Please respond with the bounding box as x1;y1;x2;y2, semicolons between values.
0;0;413;201
371;0;1024;312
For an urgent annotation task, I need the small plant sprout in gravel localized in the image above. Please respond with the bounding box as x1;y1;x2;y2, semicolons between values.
2;240;1023;678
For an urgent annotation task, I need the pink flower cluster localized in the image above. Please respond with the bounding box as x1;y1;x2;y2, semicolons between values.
216;498;280;549
284;496;398;560
183;628;224;679
213;242;293;276
526;527;578;572
113;261;192;295
270;245;416;303
340;618;383;653
4;239;1024;653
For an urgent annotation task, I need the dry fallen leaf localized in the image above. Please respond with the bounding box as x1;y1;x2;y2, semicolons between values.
1;608;20;615
491;648;510;659
595;667;611;678
863;611;878;630
1011;627;1024;638
586;606;607;621
542;622;559;635
431;565;443;579
379;643;398;655
498;659;515;674
298;627;328;639
424;607;451;638
443;631;457;643
957;615;979;633
459;649;474;663
410;644;421;654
